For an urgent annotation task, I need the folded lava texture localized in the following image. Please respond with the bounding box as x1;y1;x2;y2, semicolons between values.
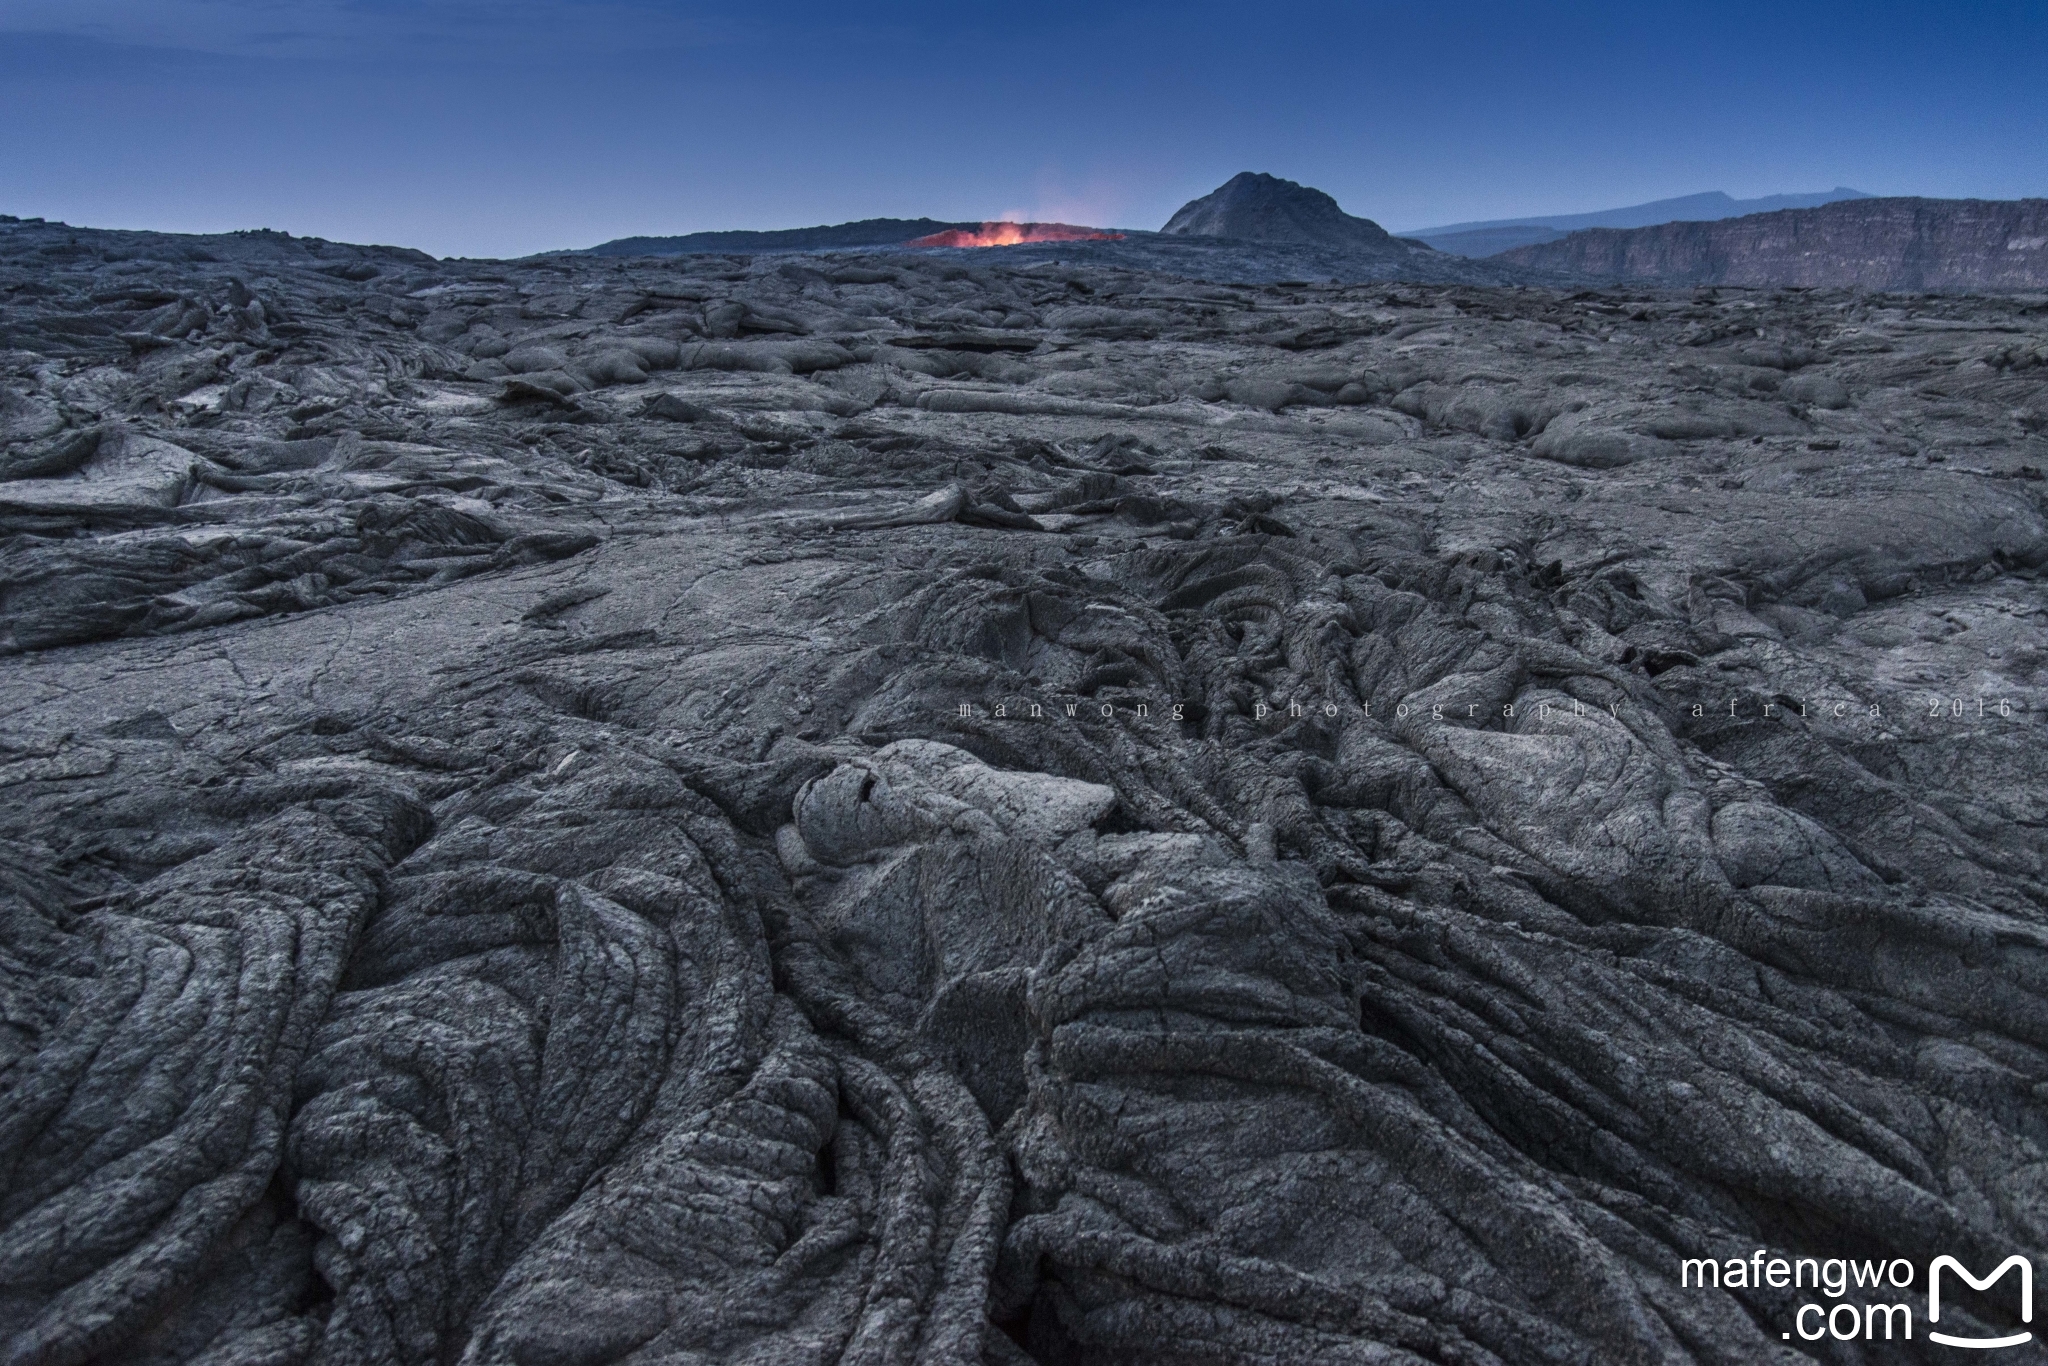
2;213;2046;1365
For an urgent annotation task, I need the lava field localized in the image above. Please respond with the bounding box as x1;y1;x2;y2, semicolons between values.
3;216;2047;1364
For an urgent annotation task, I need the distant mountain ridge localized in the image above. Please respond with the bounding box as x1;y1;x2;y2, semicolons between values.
581;218;977;257
1410;188;1874;258
568;173;1528;285
1498;196;2048;289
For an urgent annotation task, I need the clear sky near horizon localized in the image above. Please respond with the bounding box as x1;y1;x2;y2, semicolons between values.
2;1;2044;259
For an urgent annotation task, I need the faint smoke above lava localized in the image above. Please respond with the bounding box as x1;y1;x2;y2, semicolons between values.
907;222;1126;247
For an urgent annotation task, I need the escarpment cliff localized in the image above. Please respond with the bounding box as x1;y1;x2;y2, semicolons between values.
1500;195;2048;289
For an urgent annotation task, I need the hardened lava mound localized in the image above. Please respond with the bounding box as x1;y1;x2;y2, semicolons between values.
2;215;2047;1364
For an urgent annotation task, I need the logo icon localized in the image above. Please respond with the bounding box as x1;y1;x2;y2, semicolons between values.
1929;1255;2032;1350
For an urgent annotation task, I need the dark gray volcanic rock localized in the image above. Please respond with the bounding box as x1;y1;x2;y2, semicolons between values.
1162;171;1409;250
1500;195;2048;289
2;210;2047;1365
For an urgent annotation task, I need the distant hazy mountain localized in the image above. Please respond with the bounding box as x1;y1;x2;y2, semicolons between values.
581;218;976;256
1498;196;2048;289
1409;188;1874;258
1160;172;1409;250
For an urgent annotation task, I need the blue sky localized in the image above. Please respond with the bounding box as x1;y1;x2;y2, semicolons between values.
2;1;2044;257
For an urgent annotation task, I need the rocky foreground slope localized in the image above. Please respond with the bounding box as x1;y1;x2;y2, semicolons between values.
1501;196;2048;291
2;212;2047;1364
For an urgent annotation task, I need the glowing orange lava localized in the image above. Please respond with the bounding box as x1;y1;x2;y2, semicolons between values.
906;221;1126;248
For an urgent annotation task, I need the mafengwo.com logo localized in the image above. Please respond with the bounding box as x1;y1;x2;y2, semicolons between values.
1682;1250;2033;1348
